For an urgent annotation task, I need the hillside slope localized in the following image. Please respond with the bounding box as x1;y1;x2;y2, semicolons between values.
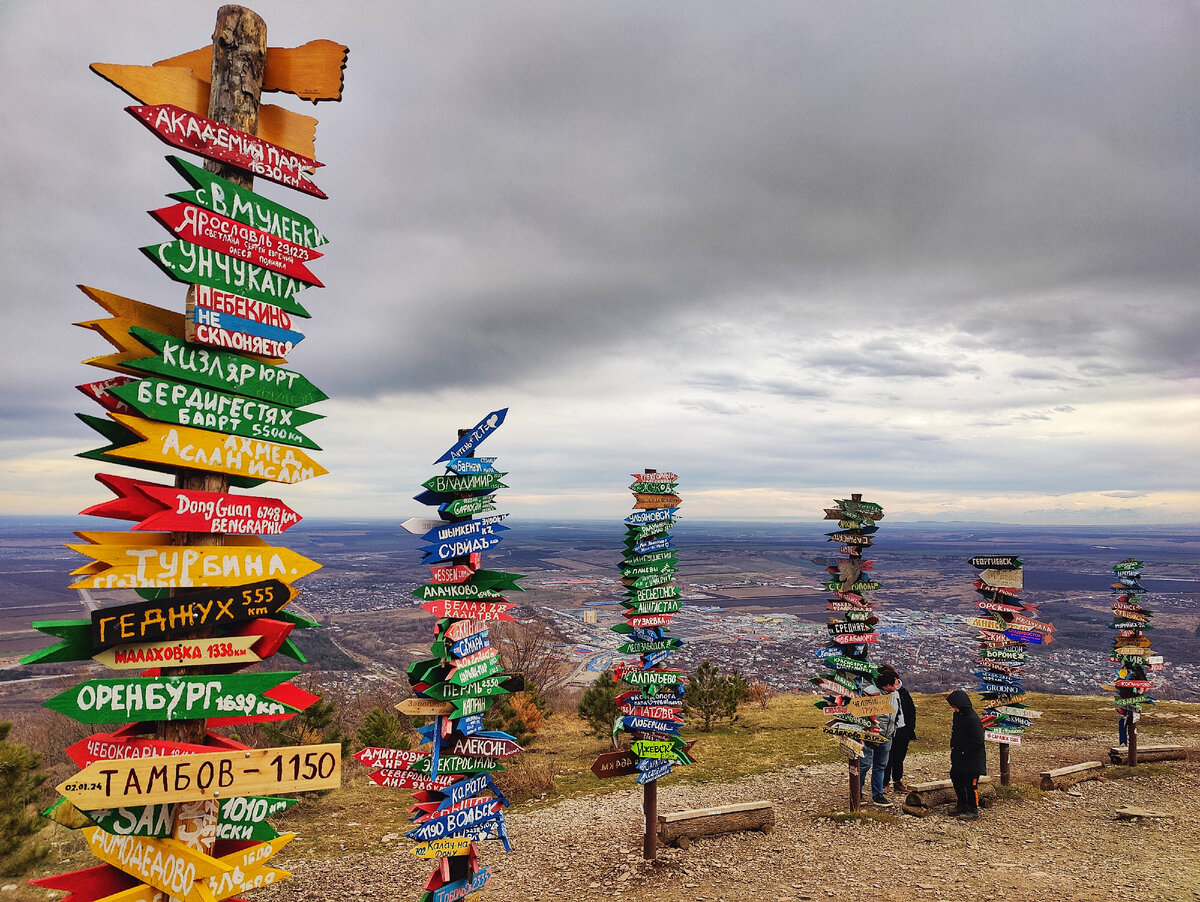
261;737;1199;902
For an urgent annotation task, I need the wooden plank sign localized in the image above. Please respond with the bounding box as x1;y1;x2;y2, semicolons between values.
395;697;455;717
45;671;300;724
95;413;327;485
70;538;319;591
58;743;341;810
128;104;326;197
90;579;292;649
111;377;322;450
93;635;260;670
979;568;1024;589
846;694;896;716
633;493;681;510
434;408;508;463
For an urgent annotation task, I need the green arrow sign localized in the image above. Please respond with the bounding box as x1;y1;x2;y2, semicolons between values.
421;473;508;494
111;376;322;450
126;327;326;408
21;620;93;665
143;240;313;317
45;672;299;724
439;495;497;517
167;156;328;250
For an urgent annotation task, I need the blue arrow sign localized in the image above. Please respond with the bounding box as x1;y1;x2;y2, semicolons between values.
421;515;509;545
635;760;674;783
621;715;682;734
420;534;505;563
438;772;509;810
631;537;674;556
450;631;491;659
446;457;497;474
435;409;508;464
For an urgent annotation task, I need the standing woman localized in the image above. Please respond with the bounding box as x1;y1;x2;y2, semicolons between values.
884;671;917;792
947;689;986;819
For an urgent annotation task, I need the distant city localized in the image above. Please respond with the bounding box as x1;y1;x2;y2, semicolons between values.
1;517;1196;704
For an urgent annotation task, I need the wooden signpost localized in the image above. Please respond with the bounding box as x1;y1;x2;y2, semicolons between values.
361;414;519;902
1107;558;1162;765
20;9;346;902
966;554;1054;783
590;469;691;859
812;494;885;811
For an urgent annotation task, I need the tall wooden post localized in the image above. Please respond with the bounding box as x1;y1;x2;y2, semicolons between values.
849;758;862;811
643;776;658;859
164;2;267;852
642;465;659;860
998;743;1011;785
1128;716;1138;766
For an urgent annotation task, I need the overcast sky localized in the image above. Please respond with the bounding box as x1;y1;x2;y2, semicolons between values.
1;1;1197;525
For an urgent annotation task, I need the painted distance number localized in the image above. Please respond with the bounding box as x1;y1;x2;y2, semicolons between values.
268;749;336;782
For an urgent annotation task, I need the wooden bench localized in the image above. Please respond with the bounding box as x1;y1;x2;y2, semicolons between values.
1039;761;1106;791
657;800;775;849
1108;745;1187;765
901;777;995;816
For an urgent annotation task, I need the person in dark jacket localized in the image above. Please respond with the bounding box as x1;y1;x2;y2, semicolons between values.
947;689;986;819
884;674;917;792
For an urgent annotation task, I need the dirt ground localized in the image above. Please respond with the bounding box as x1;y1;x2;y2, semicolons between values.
261;738;1200;902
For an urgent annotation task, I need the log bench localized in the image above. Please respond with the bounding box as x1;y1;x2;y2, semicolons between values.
1108;745;1187;765
901;777;995;817
657;800;775;849
1039;760;1106;791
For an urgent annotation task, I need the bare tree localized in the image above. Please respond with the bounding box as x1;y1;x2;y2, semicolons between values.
492;618;570;697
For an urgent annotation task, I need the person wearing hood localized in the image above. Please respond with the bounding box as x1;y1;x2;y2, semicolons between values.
947;689;986;819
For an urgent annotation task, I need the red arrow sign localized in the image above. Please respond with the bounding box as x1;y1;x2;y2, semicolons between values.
420;600;517;622
66;729;247;769
128;104;326;198
81;474;302;535
77;377;136;414
29;865;139;902
151;202;323;285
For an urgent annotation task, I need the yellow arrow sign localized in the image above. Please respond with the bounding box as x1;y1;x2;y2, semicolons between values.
58;743;342;810
411;836;473;858
394;698;455;717
100;414;326;485
847;694;897;716
83;827;230;902
91;835;293;902
93;634;261;670
69;538;320;591
76;285;185;375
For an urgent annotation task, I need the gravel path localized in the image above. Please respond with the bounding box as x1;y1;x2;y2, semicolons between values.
261;741;1200;902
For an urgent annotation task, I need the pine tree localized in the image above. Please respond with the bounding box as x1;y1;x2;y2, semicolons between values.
484;688;549;745
355;706;411;751
684;660;739;732
576;669;621;738
0;722;48;877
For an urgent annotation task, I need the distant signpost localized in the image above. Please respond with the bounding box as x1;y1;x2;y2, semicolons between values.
1107;558;1163;764
590;469;691;859
966;555;1053;783
359;411;520;900
811;493;885;811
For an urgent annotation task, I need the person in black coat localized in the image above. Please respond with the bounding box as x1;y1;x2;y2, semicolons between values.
884;676;917;791
947;689;986;819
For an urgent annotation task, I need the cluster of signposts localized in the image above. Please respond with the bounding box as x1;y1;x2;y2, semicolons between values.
588;470;690;858
811;494;886;810
964;556;1053;782
1109;558;1164;762
24;9;347;902
363;409;523;902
